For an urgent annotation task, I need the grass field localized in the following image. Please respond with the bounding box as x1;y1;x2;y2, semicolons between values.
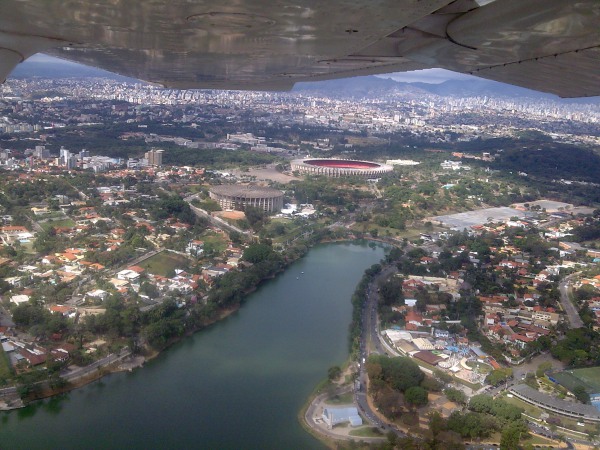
138;251;190;277
349;426;384;437
327;392;354;404
41;218;76;230
466;360;493;374
19;241;36;254
571;367;600;392
551;367;600;394
526;434;561;447
503;394;542;418
201;233;229;255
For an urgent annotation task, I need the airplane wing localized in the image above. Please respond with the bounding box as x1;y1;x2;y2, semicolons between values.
0;0;599;97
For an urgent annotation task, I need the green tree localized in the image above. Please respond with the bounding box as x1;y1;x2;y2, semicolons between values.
445;387;467;405
244;206;267;231
500;421;526;450
486;368;513;386
573;385;590;404
367;354;424;393
536;361;552;378
405;386;428;407
242;242;275;264
328;365;342;381
378;276;404;307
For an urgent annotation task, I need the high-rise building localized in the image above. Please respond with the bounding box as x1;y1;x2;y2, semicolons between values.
34;145;50;159
144;149;164;167
66;155;78;169
59;147;71;166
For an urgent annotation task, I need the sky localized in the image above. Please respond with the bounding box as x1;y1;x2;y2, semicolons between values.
25;53;476;85
27;53;83;66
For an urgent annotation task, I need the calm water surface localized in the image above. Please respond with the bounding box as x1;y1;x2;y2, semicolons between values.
0;242;387;449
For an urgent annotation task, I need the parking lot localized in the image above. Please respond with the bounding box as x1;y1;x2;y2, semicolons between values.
431;207;534;230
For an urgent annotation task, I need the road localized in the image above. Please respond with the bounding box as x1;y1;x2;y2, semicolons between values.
125;248;162;268
353;264;407;436
60;347;131;381
559;273;584;329
302;263;405;442
0;305;15;327
362;265;397;356
0;348;132;402
184;194;253;238
356;264;575;447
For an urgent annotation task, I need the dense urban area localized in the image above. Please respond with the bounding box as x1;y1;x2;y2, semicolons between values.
1;72;600;450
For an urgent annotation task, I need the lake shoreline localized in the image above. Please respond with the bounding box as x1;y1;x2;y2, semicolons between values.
7;237;342;407
1;241;389;448
9;298;252;409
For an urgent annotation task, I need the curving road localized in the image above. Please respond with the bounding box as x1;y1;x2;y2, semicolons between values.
305;258;584;448
303;263;403;441
354;264;406;437
184;194;253;238
559;273;583;329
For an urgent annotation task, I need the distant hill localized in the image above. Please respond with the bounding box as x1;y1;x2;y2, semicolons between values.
294;75;600;104
293;76;423;98
10;60;138;83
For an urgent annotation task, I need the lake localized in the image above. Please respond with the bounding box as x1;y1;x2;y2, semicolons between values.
0;241;387;449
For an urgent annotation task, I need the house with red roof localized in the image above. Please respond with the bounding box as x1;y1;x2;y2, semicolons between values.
405;310;423;327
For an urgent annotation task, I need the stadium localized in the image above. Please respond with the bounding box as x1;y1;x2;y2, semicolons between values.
208;185;284;213
290;158;393;178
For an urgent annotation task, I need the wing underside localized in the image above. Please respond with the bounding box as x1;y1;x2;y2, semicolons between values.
1;0;599;97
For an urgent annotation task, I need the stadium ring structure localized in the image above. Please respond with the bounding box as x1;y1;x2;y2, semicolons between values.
209;184;284;213
291;158;393;178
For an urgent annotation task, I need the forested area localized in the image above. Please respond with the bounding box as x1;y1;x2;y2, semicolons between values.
568;211;600;243
162;145;277;167
366;354;430;418
494;142;600;184
551;327;600;367
348;263;381;355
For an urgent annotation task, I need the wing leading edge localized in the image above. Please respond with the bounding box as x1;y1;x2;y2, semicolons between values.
1;0;599;97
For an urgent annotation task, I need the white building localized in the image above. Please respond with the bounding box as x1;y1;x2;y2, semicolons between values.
116;269;141;282
186;240;205;257
86;289;109;301
10;294;30;305
322;407;362;429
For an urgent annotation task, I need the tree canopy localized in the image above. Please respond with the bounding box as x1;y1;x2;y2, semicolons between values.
367;354;424;392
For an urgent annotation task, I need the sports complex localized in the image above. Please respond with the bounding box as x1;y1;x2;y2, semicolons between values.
290;158;393;178
208;184;284;213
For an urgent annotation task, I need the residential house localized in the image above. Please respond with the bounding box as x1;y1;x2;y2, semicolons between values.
187;240;205;257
